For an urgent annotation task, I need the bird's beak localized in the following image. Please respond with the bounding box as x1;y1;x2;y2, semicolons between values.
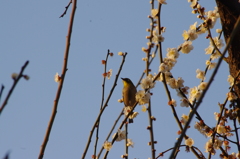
121;78;124;80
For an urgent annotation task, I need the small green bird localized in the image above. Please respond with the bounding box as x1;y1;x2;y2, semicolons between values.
121;78;137;123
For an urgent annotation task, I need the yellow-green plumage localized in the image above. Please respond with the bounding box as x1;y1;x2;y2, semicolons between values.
121;78;137;123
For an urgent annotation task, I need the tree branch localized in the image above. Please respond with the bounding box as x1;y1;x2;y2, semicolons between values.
38;0;77;158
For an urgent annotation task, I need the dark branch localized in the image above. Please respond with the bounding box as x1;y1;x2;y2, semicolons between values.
0;60;29;115
59;0;72;18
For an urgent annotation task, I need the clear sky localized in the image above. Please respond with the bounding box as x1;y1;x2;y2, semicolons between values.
0;0;236;159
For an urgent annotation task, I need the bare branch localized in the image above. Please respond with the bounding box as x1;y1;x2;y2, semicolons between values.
0;60;29;115
93;50;111;158
38;0;77;158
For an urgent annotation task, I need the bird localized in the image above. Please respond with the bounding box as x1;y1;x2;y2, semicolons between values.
121;78;137;123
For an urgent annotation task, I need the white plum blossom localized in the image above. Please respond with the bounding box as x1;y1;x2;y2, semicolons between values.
196;69;205;81
151;9;158;18
126;139;134;148
166;48;179;59
210;37;224;49
167;77;184;89
55;72;61;82
152;30;165;43
113;129;126;141
227;75;234;86
182;22;198;41
135;90;151;105
205;46;214;55
180;41;194;54
198;82;208;90
206;60;216;70
141;76;155;89
227;92;238;101
185;138;194;147
103;141;112;151
189;86;201;100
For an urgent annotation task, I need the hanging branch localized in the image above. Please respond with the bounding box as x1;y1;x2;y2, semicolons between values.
0;60;29;115
38;1;77;158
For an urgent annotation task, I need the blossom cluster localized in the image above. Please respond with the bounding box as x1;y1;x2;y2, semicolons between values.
182;22;198;41
205;137;223;155
204;36;224;70
103;130;134;152
135;90;151;105
204;7;220;29
181;69;209;105
161;48;179;70
140;75;155;90
194;121;213;137
189;0;220;30
124;106;139;120
185;138;194;147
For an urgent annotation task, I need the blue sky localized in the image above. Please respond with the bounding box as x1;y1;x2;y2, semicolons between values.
0;0;236;159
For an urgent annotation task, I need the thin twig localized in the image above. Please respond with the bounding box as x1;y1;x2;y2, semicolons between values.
142;2;161;158
38;1;77;158
143;0;156;77
157;4;163;64
155;3;187;157
161;72;183;159
156;145;206;159
192;146;206;159
219;146;228;157
0;85;4;102
59;0;72;18
207;28;224;60
216;134;238;144
155;3;185;157
97;108;124;158
2;151;11;159
81;53;127;159
0;60;29;115
93;50;111;158
103;101;139;159
203;31;223;76
136;45;158;88
233;118;240;152
124;123;128;159
147;100;156;159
